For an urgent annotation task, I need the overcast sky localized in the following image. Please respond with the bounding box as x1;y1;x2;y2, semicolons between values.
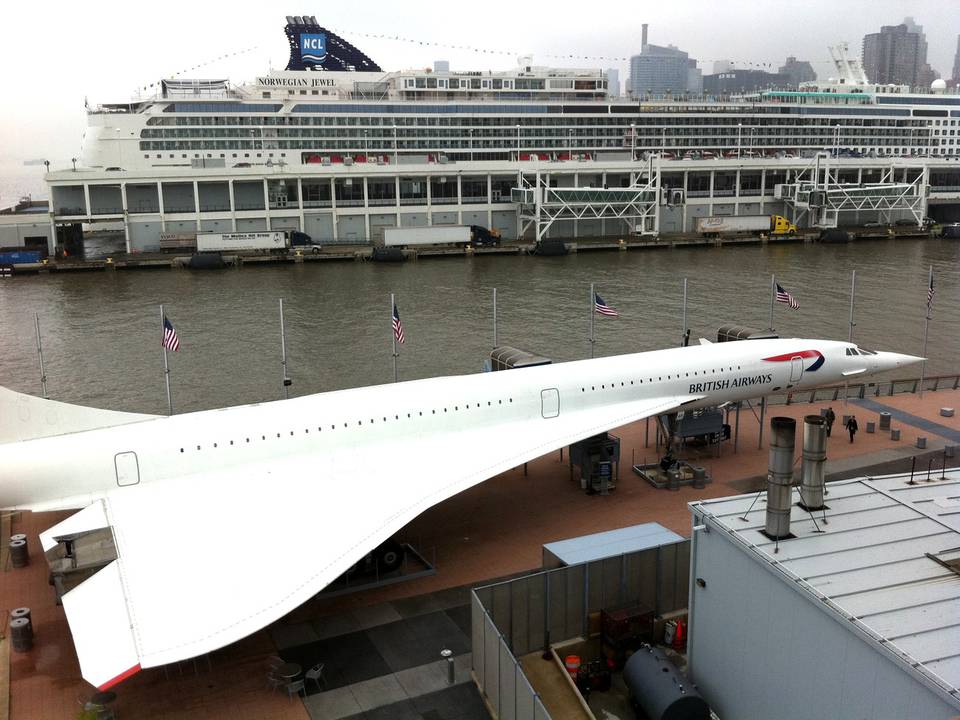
0;0;957;166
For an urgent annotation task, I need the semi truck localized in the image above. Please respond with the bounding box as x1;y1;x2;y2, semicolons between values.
695;215;797;237
196;231;289;253
383;225;500;248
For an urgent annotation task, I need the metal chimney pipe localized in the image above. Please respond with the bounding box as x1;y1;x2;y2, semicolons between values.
642;24;649;49
765;417;796;539
800;415;827;510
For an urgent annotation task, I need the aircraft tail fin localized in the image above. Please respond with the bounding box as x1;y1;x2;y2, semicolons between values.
0;386;158;444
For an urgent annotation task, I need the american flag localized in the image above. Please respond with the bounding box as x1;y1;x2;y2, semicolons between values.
927;274;935;310
162;316;181;352
594;293;620;317
775;283;800;310
392;303;405;344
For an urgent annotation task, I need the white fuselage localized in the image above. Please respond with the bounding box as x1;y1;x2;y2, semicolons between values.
0;338;907;512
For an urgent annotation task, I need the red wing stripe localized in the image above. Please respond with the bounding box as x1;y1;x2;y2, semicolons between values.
763;350;820;362
98;663;141;690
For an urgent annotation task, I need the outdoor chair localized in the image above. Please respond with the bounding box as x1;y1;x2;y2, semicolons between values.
305;662;326;690
285;679;307;700
267;671;286;692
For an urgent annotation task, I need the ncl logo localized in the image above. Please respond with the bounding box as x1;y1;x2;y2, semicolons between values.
300;33;327;64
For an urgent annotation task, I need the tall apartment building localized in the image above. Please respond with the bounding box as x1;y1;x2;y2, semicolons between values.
862;19;929;86
952;35;960;84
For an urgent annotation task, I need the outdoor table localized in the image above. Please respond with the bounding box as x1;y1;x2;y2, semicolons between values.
276;662;301;680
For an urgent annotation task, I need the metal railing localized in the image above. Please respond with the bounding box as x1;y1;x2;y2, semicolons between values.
774;373;960;406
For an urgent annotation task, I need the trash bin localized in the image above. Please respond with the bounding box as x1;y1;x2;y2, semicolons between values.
866;421;875;433
879;412;892;431
891;429;901;441
916;437;927;449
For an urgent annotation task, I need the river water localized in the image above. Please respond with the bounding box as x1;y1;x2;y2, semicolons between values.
0;238;957;415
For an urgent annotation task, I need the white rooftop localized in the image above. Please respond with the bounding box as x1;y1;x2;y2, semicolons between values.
542;522;684;565
691;469;960;702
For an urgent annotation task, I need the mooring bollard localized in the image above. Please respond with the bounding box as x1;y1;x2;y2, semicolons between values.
9;537;29;568
10;607;31;635
9;617;33;652
441;648;454;684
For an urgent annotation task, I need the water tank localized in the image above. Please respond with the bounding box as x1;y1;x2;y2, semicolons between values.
623;645;710;720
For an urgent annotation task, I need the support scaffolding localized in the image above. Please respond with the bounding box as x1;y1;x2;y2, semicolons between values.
775;154;929;228
514;159;662;242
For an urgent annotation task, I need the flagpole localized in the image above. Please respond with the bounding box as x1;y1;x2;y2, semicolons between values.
34;312;47;398
589;282;595;359
160;304;173;416
844;269;856;406
681;277;688;347
492;287;498;348
768;273;776;332
391;292;398;383
847;269;856;342
279;298;290;400
920;265;932;398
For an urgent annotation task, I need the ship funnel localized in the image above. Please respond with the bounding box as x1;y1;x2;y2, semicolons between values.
799;415;827;510
765;417;796;539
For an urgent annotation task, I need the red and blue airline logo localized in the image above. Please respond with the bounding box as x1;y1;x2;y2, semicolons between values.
762;350;824;372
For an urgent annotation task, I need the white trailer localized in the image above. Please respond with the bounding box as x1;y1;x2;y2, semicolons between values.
694;216;771;234
383;226;472;247
196;231;289;253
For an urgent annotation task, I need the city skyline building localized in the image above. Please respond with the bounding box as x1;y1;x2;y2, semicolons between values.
702;69;790;95
779;56;817;86
953;35;960;84
628;23;701;96
862;18;938;87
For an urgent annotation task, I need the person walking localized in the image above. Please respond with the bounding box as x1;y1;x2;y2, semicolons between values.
825;407;836;437
845;415;858;443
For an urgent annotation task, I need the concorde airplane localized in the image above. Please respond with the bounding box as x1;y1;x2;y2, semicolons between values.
0;337;920;689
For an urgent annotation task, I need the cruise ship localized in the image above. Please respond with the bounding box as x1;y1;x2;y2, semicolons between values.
5;17;960;255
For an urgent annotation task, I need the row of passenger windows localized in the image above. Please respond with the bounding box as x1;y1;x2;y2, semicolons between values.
178;398;515;452
579;365;743;391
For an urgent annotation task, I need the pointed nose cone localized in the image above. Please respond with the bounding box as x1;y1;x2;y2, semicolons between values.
878;352;925;371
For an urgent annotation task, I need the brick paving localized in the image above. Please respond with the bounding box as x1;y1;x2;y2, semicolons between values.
2;388;957;719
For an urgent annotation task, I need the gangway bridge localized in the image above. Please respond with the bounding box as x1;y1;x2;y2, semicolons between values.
774;153;929;228
513;159;663;243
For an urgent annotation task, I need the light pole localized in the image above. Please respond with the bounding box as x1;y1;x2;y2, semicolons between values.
71;158;77;172
516;124;521;161
737;123;742;159
630;123;635;161
393;124;398;165
363;129;368;158
568;128;573;160
468;128;473;162
833;124;840;158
